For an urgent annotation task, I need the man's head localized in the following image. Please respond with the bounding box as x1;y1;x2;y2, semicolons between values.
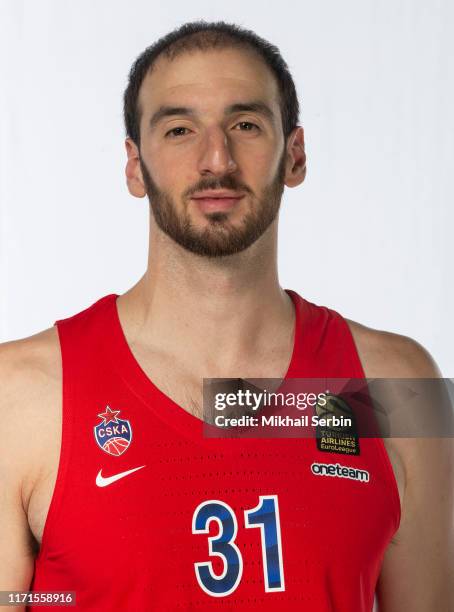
123;21;306;257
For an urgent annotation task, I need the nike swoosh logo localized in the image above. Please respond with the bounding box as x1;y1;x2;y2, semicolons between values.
96;465;146;487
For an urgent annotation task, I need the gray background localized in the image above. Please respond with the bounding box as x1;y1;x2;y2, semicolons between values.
1;0;452;373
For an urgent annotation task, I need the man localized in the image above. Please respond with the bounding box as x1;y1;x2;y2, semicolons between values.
0;20;452;611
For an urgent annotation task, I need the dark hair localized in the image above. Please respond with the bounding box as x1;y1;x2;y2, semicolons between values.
123;20;300;149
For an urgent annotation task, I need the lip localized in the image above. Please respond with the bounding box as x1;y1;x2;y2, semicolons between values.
191;193;245;213
191;190;245;199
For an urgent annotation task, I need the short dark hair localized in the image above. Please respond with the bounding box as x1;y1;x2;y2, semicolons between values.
123;20;300;149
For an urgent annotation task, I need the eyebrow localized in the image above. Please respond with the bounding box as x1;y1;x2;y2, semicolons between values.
148;101;275;130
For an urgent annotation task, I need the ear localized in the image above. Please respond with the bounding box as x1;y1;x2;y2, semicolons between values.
283;126;306;188
125;138;147;198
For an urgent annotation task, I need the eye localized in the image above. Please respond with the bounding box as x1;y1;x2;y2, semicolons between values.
165;127;190;138
234;121;260;132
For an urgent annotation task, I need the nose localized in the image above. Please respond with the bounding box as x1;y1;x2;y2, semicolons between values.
197;128;238;177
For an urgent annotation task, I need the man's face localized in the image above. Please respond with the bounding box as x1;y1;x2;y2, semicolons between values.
135;47;288;257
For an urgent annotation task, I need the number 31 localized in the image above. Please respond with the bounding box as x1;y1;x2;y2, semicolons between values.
192;494;285;597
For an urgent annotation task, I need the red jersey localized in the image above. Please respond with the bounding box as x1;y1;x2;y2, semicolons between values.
29;290;400;610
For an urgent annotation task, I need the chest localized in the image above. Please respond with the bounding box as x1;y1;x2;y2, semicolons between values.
26;346;404;553
26;388;405;553
33;428;396;596
121;342;293;421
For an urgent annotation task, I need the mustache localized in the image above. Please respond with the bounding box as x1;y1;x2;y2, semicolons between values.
185;176;253;198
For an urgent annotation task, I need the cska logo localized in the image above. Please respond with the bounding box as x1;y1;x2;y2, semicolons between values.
94;406;132;456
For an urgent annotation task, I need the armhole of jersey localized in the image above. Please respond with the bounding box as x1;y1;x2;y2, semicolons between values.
34;321;73;566
371;437;402;534
339;312;402;536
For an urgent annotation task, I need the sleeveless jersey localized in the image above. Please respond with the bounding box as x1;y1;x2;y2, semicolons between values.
29;290;400;611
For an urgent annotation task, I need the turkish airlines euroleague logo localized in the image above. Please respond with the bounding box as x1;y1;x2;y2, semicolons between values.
94;406;132;456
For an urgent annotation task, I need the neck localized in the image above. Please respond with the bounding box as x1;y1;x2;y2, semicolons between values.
117;217;294;373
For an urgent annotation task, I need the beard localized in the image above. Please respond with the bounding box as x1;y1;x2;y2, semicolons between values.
140;151;286;257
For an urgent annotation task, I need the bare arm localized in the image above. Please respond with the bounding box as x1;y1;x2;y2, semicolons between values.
0;345;36;605
349;325;454;610
0;331;60;605
0;469;35;590
377;437;454;611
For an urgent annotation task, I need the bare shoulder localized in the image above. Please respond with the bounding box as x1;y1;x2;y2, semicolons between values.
345;318;442;378
0;326;61;415
2;322;60;360
0;327;62;505
345;318;447;504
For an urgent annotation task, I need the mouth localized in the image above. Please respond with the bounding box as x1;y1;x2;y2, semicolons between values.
191;193;245;213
